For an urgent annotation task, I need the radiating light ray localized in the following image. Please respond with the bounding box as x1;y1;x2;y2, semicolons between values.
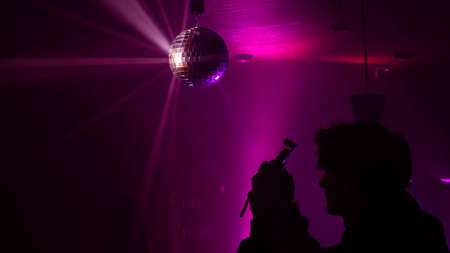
166;79;181;164
164;79;182;253
100;0;170;52
140;76;177;201
181;0;190;31
148;76;177;168
156;0;175;40
130;75;177;245
136;76;176;222
28;1;154;51
63;69;169;142
0;58;168;69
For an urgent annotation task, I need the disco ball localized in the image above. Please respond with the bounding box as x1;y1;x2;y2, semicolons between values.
168;26;228;88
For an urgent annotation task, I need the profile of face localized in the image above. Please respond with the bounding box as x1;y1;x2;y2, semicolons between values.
318;168;360;216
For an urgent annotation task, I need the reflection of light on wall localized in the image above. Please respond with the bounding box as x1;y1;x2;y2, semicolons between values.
440;178;450;183
219;22;311;60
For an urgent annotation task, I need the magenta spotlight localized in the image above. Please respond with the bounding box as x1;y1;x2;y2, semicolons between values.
168;26;228;88
440;178;450;183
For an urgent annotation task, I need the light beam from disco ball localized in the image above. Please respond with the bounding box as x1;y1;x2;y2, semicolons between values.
168;26;228;88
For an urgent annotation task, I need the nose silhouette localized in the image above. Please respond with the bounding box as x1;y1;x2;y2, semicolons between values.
319;173;326;189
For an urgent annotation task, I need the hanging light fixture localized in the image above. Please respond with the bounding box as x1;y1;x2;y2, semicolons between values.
350;0;385;122
168;0;229;88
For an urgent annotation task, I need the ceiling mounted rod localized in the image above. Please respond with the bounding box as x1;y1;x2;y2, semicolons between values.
361;0;369;92
190;0;204;15
190;0;204;26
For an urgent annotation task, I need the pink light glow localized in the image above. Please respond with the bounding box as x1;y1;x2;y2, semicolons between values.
0;58;168;69
100;0;170;52
440;178;450;183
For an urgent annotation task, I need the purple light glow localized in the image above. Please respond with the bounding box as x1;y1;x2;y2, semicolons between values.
440;178;450;183
202;0;315;60
220;23;312;60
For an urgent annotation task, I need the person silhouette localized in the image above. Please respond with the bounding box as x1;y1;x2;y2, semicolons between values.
238;121;449;253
